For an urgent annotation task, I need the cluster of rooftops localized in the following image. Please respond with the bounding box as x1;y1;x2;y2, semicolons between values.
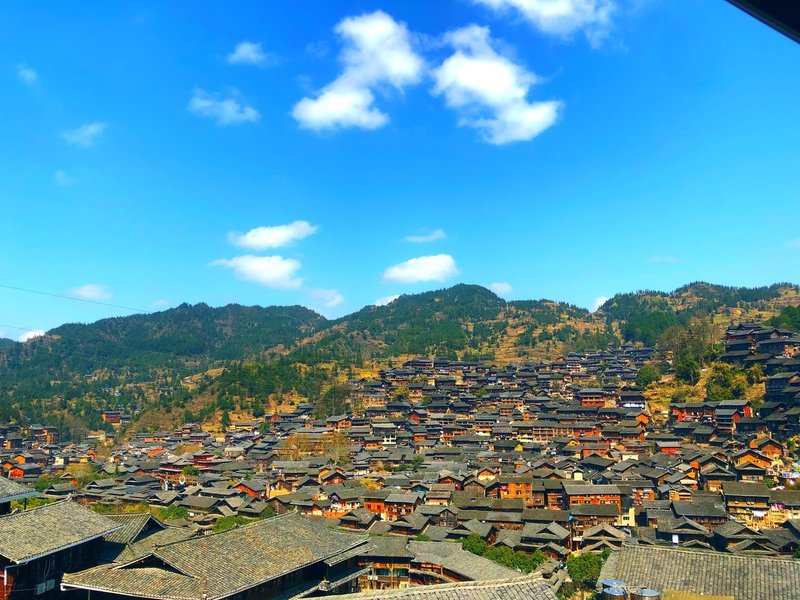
721;322;800;368
1;324;800;598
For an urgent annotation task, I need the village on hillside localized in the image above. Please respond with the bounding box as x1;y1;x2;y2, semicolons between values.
0;321;799;599
3;0;798;597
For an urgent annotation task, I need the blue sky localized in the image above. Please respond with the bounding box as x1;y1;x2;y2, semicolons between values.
1;0;799;339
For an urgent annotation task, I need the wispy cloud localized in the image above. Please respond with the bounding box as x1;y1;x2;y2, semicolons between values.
211;255;303;289
374;294;401;306
309;288;345;308
433;25;561;144
404;229;446;243
16;64;38;84
188;88;260;125
646;255;678;264
293;11;423;130
61;122;109;147
227;41;274;66
472;0;615;45
18;329;45;342
54;170;76;186
228;221;318;251
69;283;113;301
489;281;513;296
383;254;459;283
591;295;609;312
786;239;800;249
150;299;171;309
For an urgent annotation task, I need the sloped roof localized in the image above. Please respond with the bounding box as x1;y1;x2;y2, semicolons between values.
521;521;570;541
106;526;197;564
0;499;121;564
322;576;556;599
65;513;369;600
599;545;800;600
0;477;36;503
62;565;203;600
407;541;519;581
104;513;163;545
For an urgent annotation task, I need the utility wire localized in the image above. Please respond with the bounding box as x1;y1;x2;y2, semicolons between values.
0;284;147;313
0;283;220;377
0;322;42;333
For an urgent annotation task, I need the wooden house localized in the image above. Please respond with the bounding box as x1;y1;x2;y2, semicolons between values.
0;500;120;599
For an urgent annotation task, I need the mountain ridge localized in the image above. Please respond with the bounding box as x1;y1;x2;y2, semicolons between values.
0;281;797;434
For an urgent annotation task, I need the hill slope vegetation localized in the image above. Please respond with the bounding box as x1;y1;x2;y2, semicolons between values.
0;281;797;435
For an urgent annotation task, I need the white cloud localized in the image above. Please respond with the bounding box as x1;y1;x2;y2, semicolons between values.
54;170;76;186
310;288;345;308
374;294;401;306
227;41;273;66
228;221;318;250
591;295;609;312
150;299;171;309
17;64;38;84
472;0;615;42
405;229;446;243
292;11;423;130
646;255;678;264
211;255;303;289
383;254;459;283
489;281;513;296
433;25;561;145
188;88;260;125
786;239;800;249
294;88;388;130
69;283;113;301
18;329;45;342
61;122;109;147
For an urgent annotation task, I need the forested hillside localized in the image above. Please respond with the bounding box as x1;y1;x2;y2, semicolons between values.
0;303;328;431
601;282;799;345
0;281;797;436
771;305;800;331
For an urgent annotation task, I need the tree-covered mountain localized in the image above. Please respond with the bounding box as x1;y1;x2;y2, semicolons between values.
48;302;327;362
770;305;800;331
286;284;608;363
291;284;507;362
0;303;328;426
600;282;799;345
0;281;797;434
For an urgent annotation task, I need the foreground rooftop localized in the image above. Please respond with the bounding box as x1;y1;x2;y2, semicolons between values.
318;575;557;600
599;544;800;600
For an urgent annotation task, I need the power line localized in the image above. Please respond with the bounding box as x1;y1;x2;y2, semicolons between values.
0;322;42;333
0;284;147;313
0;284;222;377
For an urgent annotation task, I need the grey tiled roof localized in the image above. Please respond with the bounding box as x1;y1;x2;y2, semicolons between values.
65;513;369;600
63;565;204;600
407;541;520;581
107;526;197;564
360;535;414;559
319;576;556;599
0;499;121;564
104;513;160;544
0;477;36;503
599;545;800;600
